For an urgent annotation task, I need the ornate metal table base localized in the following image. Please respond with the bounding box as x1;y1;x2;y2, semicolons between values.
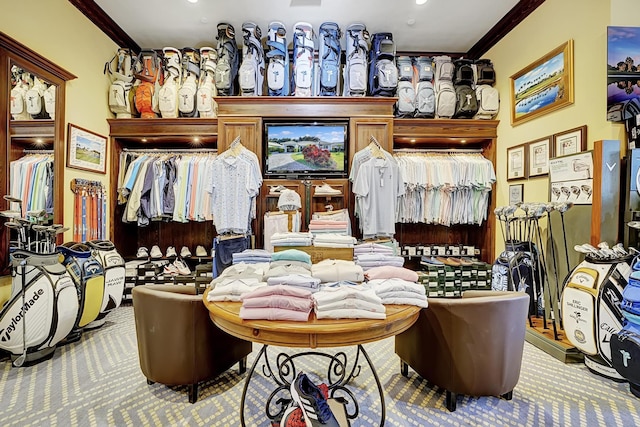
240;344;385;426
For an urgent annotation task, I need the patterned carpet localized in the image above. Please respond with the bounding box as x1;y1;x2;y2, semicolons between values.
0;304;639;426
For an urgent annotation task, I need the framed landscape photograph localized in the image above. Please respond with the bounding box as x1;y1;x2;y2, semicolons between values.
507;144;527;181
553;125;587;157
528;137;551;177
66;123;107;174
510;40;574;126
607;26;640;122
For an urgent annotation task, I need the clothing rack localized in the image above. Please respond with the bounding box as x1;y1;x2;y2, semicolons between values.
122;148;217;154
393;148;484;154
23;149;54;154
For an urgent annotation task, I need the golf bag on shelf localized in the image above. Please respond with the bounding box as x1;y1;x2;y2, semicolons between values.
414;56;435;118
0;250;78;366
215;22;240;96
561;256;632;380
292;22;315;97
491;240;539;316
25;76;50;119
86;240;125;328
611;269;640;396
343;23;369;97
134;49;163;119
10;68;33;120
158;47;182;118
473;59;496;86
318;22;342;96
178;48;200;117
368;32;397;97
239;22;265;96
43;84;56;119
266;21;290;96
57;242;105;342
196;47;218;118
104;48;137;118
452;58;477;118
474;84;500;119
395;56;416;117
433;55;456;118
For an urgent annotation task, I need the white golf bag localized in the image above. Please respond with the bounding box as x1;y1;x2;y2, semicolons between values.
86;240;125;329
343;23;369;97
292;22;315;97
561;257;631;380
10;68;33;120
158;47;182;118
25;76;49;119
178;48;200;117
43;84;56;120
104;48;137;119
239;22;265;96
266;21;290;96
196;47;218;118
0;251;78;366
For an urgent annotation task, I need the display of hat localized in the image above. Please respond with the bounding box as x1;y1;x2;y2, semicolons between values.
278;189;302;211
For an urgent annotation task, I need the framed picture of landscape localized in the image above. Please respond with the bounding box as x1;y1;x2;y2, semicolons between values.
607;26;640;122
510;40;574;126
66;123;107;174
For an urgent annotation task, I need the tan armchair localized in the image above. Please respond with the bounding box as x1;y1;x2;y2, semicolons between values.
395;290;530;411
132;284;252;403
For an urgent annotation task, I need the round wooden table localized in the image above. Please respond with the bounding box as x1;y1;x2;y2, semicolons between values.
203;291;421;426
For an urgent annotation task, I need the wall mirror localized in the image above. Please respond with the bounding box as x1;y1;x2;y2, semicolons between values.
0;32;76;273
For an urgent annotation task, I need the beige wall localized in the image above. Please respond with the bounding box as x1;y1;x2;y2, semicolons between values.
486;0;639;256
1;0;116;241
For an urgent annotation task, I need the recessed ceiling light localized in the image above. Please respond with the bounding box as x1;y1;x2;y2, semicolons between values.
187;0;198;3
416;0;428;5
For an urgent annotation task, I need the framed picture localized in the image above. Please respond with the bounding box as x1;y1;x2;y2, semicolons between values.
510;40;574;126
66;123;107;174
527;137;551;177
607;27;640;122
507;144;527;181
509;184;524;206
553;125;587;157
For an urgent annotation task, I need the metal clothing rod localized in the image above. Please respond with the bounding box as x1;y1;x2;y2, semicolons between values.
122;148;217;153
23;149;54;154
393;148;484;153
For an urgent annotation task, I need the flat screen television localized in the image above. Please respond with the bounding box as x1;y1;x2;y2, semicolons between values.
263;119;349;179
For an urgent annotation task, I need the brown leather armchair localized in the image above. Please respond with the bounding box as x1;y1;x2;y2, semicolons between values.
395;290;530;411
132;284;252;403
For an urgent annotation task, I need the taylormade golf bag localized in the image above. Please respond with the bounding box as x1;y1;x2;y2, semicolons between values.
239;22;265;96
158;47;182;118
134;49;163;119
215;23;240;96
10;68;33;121
292;22;315;97
318;22;341;96
343;23;369;97
0;250;78;366
178;48;200;117
57;243;105;342
266;21;290;96
196;47;218;117
86;240;125;328
104;48;136;118
561;256;631;380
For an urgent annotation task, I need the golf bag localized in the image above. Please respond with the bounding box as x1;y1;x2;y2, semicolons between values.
368;32;397;97
239;22;265;96
453;58;475;86
104;48;136;118
491;240;538;315
134;49;163;119
158;47;182;118
25;76;49;119
43;84;56;120
414;56;435;118
0;250;78;366
215;23;240;96
318;22;342;96
57;243;105;342
86;240;125;328
561;257;631;380
178;48;200;117
10;68;32;121
292;22;315;97
453;83;478;118
395;56;416;117
343;23;369;97
473;59;496;86
474;84;500;119
266;21;290;96
433;55;456;118
196;47;218;117
611;269;640;395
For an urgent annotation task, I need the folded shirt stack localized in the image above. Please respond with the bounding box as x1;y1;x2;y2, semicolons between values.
264;260;312;279
240;284;314;321
313;285;386;319
308;219;350;236
270;232;313;247
355;253;405;270
209;262;269;288
353;242;397;256
312;233;357;248
311;259;364;283
206;277;267;302
364;265;418;282
365;278;428;308
267;273;321;293
232;249;273;264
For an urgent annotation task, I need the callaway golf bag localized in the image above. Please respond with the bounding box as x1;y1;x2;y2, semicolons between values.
86;240;125;328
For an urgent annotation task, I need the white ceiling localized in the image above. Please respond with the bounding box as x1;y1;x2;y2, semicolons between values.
93;0;520;54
